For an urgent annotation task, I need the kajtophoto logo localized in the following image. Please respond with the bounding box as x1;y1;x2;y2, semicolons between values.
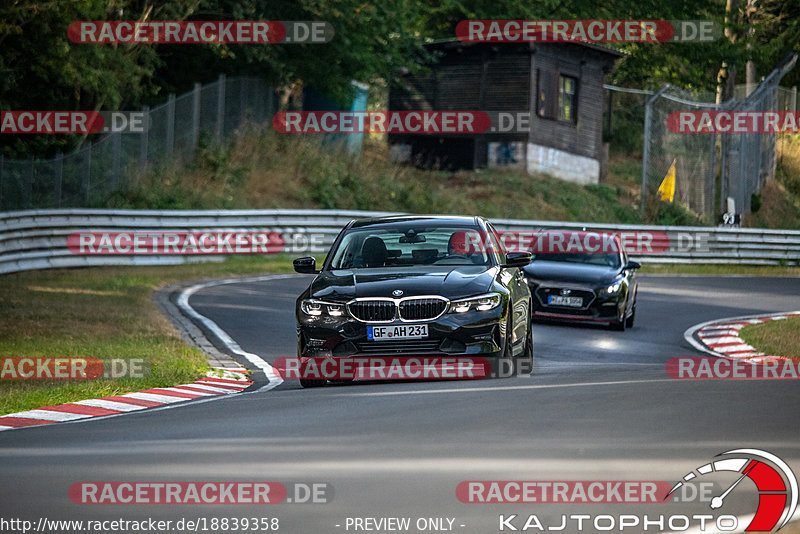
667;449;798;532
485;450;797;532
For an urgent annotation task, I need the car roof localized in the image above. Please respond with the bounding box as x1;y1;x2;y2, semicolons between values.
349;215;483;229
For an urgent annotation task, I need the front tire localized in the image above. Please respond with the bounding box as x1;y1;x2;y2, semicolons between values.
514;318;534;376
625;303;636;328
299;360;326;388
492;313;516;378
610;300;627;331
300;377;326;388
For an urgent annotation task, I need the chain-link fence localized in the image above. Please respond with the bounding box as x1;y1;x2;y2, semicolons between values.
640;84;720;221
640;55;797;224
0;76;276;211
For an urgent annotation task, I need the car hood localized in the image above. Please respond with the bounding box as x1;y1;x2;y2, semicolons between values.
522;261;622;286
309;265;499;301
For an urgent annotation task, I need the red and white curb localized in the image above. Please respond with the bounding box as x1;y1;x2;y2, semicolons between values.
684;311;800;363
0;368;252;432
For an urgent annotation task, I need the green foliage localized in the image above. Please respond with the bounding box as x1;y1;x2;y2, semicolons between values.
751;193;762;213
0;1;199;158
650;201;703;226
2;0;797;164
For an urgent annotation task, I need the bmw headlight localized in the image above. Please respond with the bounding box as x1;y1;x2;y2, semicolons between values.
300;299;345;317
449;293;501;313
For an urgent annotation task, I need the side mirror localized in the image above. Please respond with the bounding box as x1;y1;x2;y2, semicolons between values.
293;256;319;274
625;260;641;270
504;252;532;268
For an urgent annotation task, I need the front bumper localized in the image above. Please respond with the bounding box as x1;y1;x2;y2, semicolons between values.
297;309;506;359
528;282;623;323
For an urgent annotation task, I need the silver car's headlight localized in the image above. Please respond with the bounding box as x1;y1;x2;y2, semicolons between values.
300;299;345;317
448;293;502;313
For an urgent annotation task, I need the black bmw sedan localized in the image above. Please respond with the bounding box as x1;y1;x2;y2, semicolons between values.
293;215;533;387
522;231;641;330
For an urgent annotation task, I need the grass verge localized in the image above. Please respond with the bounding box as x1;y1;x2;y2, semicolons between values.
739;316;800;360
0;255;296;416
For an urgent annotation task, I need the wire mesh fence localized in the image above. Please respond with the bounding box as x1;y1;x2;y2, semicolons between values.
0;76;275;211
640;55;797;224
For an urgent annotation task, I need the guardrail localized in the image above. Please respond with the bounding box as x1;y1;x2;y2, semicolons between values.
2;208;800;274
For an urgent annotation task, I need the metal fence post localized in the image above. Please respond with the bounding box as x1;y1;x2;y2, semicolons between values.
54;152;63;208
266;85;274;124
166;93;175;155
241;78;248;123
216;73;226;142
25;158;33;209
140;105;149;169
111;134;121;191
0;155;4;210
82;144;91;204
192;82;201;150
640;84;669;214
707;134;717;221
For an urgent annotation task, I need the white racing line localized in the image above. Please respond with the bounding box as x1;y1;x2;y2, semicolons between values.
175;274;295;392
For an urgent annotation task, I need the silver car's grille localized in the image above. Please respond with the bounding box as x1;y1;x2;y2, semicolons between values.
399;298;448;321
348;300;396;322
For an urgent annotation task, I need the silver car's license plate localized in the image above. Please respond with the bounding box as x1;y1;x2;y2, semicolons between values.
548;295;583;307
368;324;428;340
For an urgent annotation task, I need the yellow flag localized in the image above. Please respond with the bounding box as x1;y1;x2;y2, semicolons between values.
658;159;676;202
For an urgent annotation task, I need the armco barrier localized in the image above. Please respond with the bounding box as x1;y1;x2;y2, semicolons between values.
1;209;800;275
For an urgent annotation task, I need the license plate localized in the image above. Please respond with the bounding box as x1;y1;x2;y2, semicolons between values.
548;295;583;307
368;324;428;340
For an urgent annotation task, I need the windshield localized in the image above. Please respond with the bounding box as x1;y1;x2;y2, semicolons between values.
328;225;492;269
532;252;622;268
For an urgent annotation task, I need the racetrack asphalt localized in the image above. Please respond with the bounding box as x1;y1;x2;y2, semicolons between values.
1;274;798;533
